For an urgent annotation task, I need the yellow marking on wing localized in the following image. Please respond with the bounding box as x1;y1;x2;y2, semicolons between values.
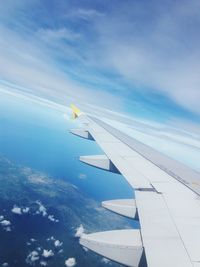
70;104;82;119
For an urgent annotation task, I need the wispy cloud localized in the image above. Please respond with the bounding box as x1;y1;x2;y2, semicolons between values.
100;112;200;171
26;251;40;264
37;28;81;42
54;240;63;248
78;173;87;180
91;0;200;114
2;262;9;267
48;214;59;223
73;8;104;20
36;201;47;217
0;0;200;121
0;20;122;110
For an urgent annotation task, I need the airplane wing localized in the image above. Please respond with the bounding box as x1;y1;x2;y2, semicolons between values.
69;104;200;267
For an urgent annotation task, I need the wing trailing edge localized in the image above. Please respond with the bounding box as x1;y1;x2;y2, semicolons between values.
102;199;137;219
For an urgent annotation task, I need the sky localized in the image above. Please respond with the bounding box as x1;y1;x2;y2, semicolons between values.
1;0;200;124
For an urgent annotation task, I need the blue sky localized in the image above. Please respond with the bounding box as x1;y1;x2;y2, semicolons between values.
1;0;200;123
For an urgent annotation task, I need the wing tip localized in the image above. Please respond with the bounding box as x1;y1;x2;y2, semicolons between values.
70;104;82;119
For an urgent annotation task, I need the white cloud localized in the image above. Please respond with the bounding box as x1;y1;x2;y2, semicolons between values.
36;201;47;217
75;224;84;238
26;251;40;264
58;249;64;254
42;249;54;258
47;236;55;241
40;261;47;266
65;258;76;267
78;173;87;180
0;215;4;221
24;201;57;227
63;113;70;121
54;240;63;247
11;205;22;215
0;220;11;226
83;247;88;252
23;207;30;213
101;258;110;264
2;263;9;267
11;205;30;215
48;214;59;223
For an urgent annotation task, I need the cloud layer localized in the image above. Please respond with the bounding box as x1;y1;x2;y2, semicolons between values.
1;0;200;120
93;0;200;114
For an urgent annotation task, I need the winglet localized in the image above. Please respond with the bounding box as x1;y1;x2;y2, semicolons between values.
70;104;82;119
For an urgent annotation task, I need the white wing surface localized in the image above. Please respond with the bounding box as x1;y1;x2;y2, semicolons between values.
70;105;200;267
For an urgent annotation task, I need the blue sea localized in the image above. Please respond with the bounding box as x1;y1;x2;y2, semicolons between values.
0;90;133;201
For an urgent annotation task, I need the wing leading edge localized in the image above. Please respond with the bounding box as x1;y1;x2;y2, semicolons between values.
69;105;200;267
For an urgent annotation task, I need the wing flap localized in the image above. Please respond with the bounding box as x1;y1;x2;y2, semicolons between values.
70;129;94;140
80;229;143;267
79;154;120;173
102;199;137;219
